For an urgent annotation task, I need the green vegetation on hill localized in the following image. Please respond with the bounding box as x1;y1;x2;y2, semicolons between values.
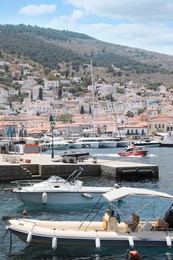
1;24;173;86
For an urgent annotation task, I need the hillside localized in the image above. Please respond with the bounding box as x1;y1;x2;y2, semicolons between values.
1;24;173;86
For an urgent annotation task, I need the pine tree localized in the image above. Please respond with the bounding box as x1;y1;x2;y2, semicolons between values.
38;87;43;100
80;105;85;114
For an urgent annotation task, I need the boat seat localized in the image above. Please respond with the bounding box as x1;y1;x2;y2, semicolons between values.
108;217;118;231
125;213;140;232
94;216;109;231
103;215;109;230
155;217;169;228
140;221;154;231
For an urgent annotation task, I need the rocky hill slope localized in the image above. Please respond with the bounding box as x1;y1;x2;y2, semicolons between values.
0;24;173;87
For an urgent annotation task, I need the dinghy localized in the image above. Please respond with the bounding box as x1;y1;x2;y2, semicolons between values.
3;187;173;251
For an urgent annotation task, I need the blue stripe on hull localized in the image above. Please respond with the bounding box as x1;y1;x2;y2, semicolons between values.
11;229;169;248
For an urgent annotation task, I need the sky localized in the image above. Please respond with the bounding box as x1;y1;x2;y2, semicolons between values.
1;0;173;56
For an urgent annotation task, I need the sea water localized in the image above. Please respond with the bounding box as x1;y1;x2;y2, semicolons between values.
0;147;173;259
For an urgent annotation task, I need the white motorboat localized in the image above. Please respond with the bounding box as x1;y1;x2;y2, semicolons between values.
112;136;129;147
76;137;117;148
3;187;173;251
6;168;116;207
133;138;161;147
159;132;173;147
66;139;82;149
40;136;69;150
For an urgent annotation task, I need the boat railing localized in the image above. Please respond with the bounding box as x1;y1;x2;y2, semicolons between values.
11;179;43;189
66;167;84;183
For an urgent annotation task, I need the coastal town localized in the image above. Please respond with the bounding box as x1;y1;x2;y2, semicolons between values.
0;55;173;144
2;4;173;258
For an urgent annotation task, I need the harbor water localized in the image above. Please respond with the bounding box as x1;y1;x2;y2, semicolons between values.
0;147;173;259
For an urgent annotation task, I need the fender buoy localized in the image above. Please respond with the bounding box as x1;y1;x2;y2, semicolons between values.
166;235;172;248
128;250;141;260
42;192;48;204
82;193;93;199
23;209;27;216
128;235;134;248
52;236;57;251
26;231;32;244
95;236;101;249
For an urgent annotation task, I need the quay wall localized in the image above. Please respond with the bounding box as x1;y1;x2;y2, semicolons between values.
0;154;159;182
39;164;101;178
0;165;32;181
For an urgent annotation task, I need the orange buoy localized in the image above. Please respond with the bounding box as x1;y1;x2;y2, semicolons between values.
23;209;28;216
128;250;141;260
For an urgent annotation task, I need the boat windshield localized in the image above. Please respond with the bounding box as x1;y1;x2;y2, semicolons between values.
46;176;66;183
125;147;133;152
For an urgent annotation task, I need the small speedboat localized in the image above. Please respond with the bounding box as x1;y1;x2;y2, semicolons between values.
133;138;161;147
3;187;173;251
118;145;148;157
5;167;117;207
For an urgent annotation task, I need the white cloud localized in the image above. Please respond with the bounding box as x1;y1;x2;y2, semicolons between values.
19;4;56;16
80;22;173;54
66;0;173;23
61;0;173;54
49;10;84;30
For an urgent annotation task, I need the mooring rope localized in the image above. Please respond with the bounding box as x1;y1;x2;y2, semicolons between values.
0;228;9;243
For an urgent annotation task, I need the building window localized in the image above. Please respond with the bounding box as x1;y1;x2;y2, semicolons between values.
155;124;157;129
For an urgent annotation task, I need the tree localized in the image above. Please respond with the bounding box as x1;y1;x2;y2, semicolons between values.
38;87;43;100
31;90;33;100
4;64;9;72
89;105;92;114
80;105;85;114
65;69;70;78
126;111;134;117
138;107;146;115
36;78;44;85
58;85;63;99
49;114;54;122
57;113;72;123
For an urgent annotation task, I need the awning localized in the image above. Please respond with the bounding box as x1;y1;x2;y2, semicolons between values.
103;187;173;202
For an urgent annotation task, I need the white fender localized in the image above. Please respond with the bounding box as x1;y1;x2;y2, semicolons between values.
42;192;48;204
128;235;134;248
52;236;57;251
95;236;101;249
82;193;93;199
166;235;172;248
26;231;32;244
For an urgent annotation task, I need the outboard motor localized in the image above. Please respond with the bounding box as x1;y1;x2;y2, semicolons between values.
164;205;173;228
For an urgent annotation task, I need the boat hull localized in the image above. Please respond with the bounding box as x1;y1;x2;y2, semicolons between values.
99;142;117;148
42;143;69;150
13;189;110;207
133;142;160;147
118;151;147;157
6;218;173;249
160;143;173;147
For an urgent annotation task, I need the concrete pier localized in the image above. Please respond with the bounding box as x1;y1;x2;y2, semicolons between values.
0;153;158;182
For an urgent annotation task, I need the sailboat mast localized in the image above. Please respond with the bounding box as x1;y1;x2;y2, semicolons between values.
90;60;96;137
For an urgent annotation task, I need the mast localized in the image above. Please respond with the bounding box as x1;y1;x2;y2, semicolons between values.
90;60;96;137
